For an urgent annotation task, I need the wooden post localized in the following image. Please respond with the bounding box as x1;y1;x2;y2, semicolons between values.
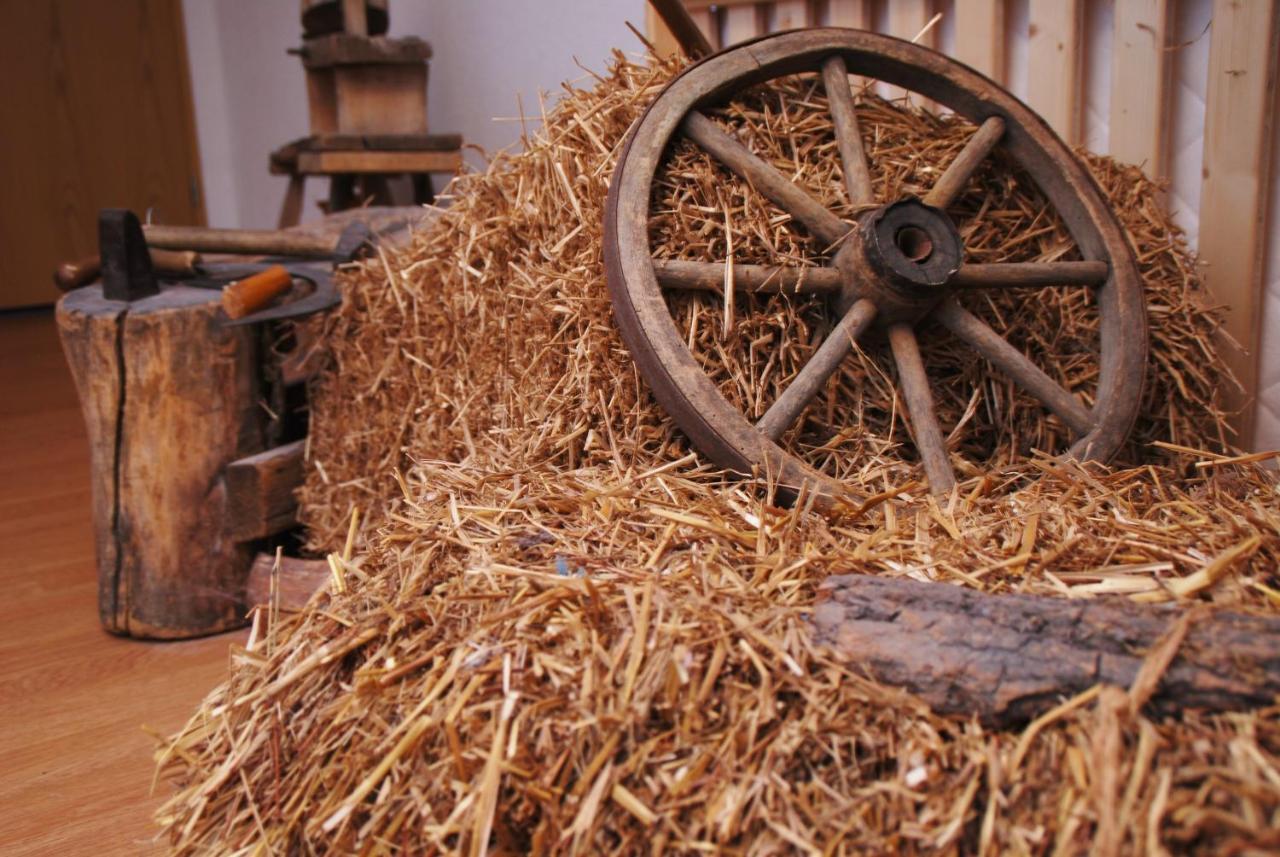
57;285;265;638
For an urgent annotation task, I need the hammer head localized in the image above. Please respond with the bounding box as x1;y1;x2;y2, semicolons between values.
332;222;374;262
100;209;159;302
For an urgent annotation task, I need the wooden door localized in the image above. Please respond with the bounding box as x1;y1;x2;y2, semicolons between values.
0;0;205;309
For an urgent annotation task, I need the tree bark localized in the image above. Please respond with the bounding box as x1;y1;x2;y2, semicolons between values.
811;574;1280;727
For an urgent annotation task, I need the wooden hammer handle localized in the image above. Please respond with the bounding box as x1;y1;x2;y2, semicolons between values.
53;249;201;292
221;265;293;320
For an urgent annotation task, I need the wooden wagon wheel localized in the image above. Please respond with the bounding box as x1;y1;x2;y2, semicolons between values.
604;29;1147;502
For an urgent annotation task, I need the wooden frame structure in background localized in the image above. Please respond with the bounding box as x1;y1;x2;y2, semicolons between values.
646;0;1280;447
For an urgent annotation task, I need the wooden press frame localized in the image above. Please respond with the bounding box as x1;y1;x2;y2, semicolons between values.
646;0;1280;448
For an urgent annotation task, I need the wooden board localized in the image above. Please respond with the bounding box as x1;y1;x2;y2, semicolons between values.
297;149;464;175
953;0;1005;81
771;0;808;30
0;0;205;310
722;3;762;45
885;0;935;107
825;0;870;29
1109;0;1172;179
1197;0;1280;446
1026;0;1084;144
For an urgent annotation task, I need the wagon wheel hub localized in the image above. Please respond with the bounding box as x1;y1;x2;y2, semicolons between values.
604;30;1148;505
834;198;963;322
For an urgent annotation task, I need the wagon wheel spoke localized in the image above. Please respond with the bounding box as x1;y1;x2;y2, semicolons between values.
682;111;850;249
757;298;878;441
932;297;1094;435
923;116;1006;209
653;259;842;294
821;55;875;206
887;323;957;493
950;261;1109;289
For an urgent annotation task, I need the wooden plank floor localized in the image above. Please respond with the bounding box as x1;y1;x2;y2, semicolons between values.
0;309;242;855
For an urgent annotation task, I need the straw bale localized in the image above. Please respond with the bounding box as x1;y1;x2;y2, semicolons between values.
157;51;1280;854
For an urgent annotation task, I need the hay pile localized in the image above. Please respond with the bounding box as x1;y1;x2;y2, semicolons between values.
156;52;1280;854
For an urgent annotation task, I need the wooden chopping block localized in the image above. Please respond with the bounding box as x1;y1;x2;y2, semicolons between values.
57;283;266;638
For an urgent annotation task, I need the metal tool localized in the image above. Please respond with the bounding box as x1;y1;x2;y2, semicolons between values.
95;209;343;325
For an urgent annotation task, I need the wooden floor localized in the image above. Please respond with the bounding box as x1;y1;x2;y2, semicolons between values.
0;309;242;855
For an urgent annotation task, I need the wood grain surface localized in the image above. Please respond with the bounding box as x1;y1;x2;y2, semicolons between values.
0;310;240;855
0;0;205;310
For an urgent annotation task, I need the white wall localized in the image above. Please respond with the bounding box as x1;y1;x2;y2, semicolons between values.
181;0;645;229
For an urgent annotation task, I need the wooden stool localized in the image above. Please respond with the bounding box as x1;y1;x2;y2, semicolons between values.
271;133;463;227
274;1;464;226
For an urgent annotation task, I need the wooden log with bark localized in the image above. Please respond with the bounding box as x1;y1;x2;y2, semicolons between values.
811;574;1280;727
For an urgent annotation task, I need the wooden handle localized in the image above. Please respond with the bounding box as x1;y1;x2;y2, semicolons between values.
144;224;338;258
222;265;293;320
54;249;201;292
54;257;101;292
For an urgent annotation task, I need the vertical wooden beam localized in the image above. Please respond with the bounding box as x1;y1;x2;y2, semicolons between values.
646;2;718;57
1026;0;1083;143
645;5;682;58
1109;0;1172;178
723;3;764;45
953;0;1005;82
826;0;871;29
886;0;936;106
1198;0;1280;446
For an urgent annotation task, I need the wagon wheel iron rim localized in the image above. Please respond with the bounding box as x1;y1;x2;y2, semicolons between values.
603;29;1147;506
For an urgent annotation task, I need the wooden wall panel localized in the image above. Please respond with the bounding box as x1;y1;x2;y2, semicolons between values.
772;0;810;29
1109;0;1172;178
953;0;1005;81
826;0;872;29
885;0;936;106
1198;0;1280;444
1026;0;1084;143
723;3;764;45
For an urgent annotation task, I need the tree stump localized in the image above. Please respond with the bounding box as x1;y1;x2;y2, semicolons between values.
57;285;264;638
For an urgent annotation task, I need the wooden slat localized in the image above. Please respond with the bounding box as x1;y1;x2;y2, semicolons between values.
1109;0;1172;178
1197;0;1280;445
226;440;306;542
296;149;462;175
645;1;718;58
826;0;872;90
826;0;871;29
1026;0;1083;143
952;0;1005;81
885;0;935;107
644;5;681;58
246;553;330;611
690;8;719;51
772;0;809;30
722;3;762;45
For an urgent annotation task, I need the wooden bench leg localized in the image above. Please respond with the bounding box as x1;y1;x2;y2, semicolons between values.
277;173;306;228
